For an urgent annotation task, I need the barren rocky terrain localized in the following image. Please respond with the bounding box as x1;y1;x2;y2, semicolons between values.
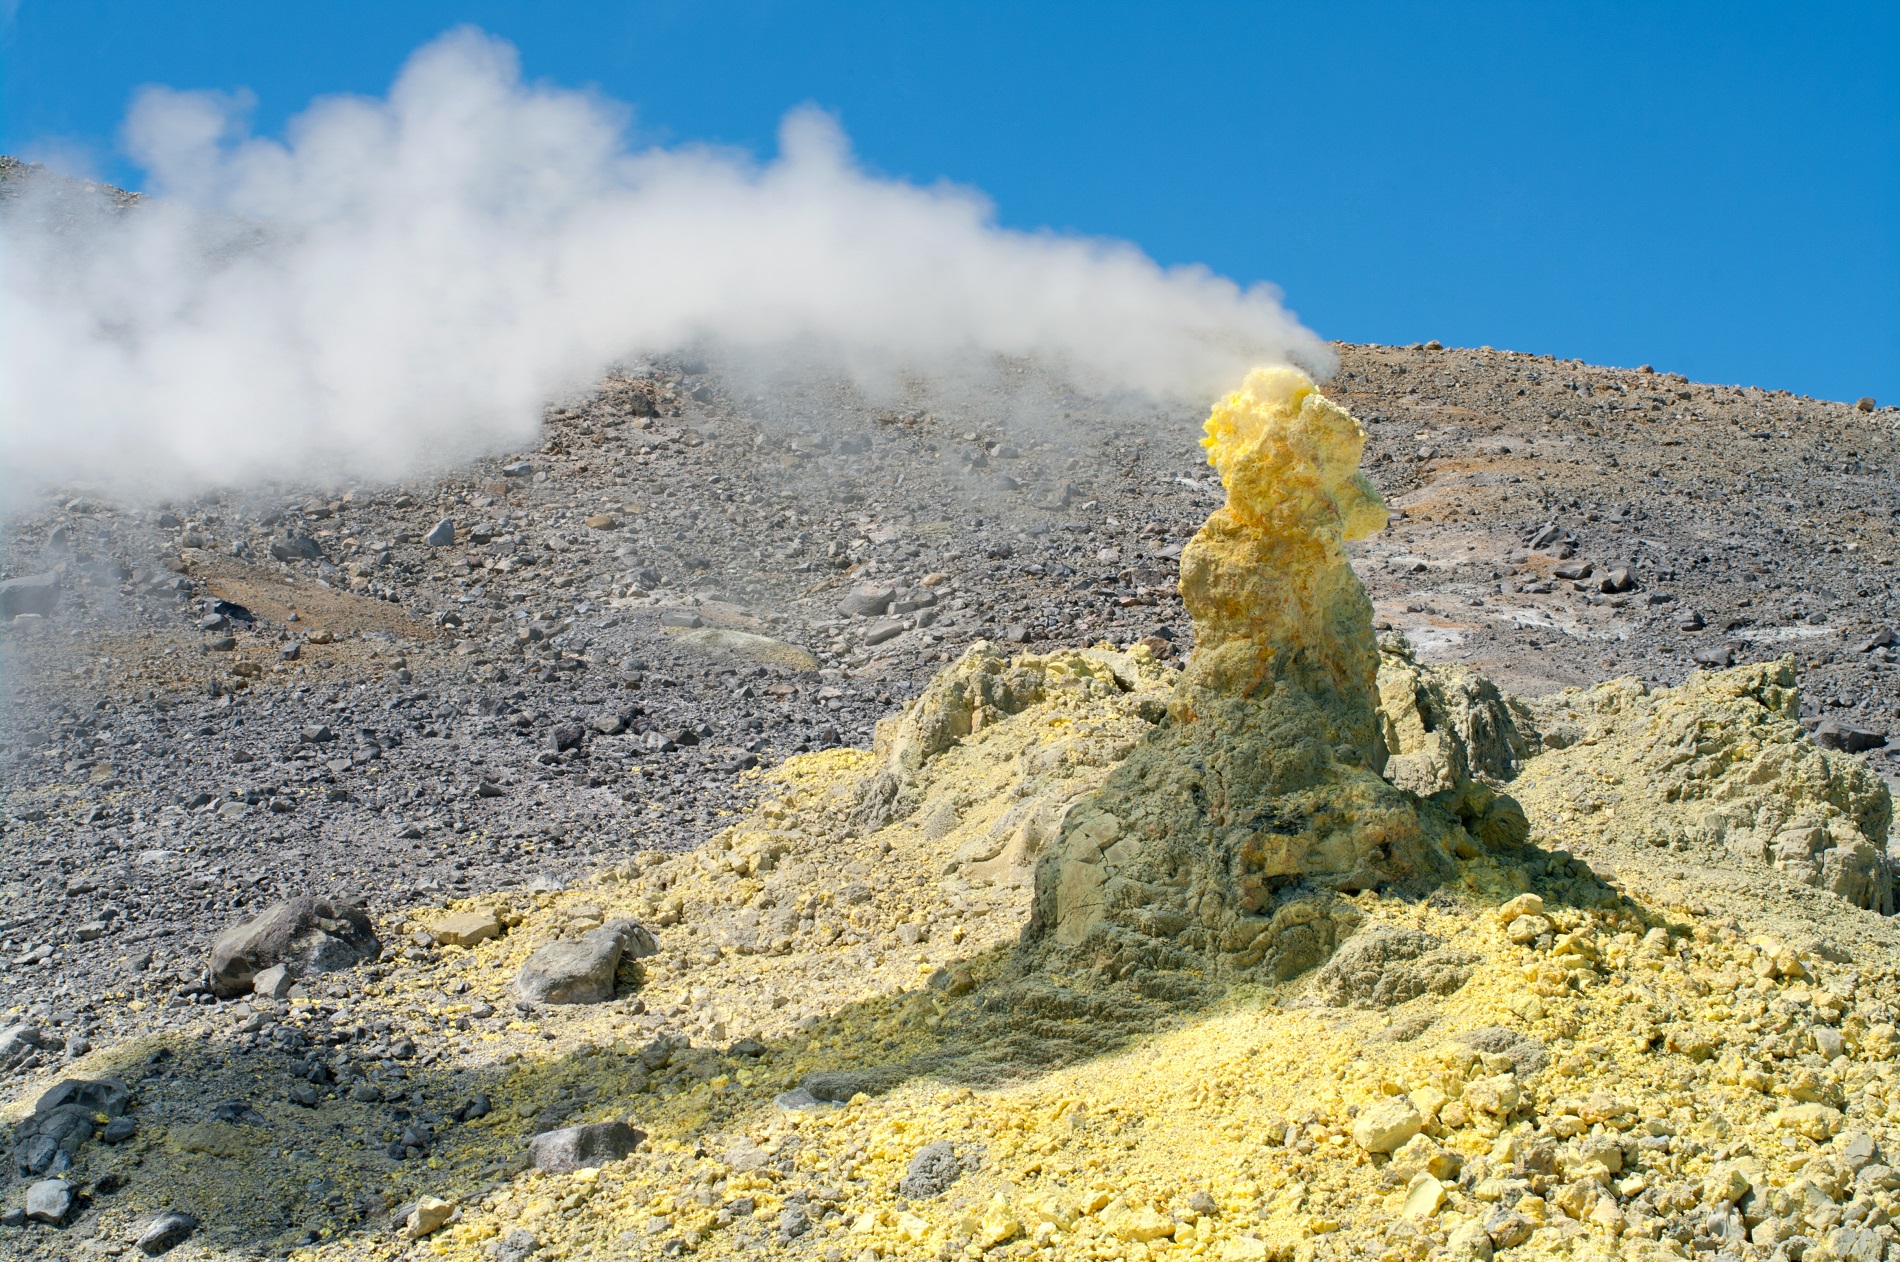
5;157;1900;1262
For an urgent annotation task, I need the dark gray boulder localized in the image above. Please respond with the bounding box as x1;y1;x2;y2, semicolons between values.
0;573;59;620
12;1077;132;1175
137;1212;199;1256
34;1077;130;1118
207;897;379;998
526;1121;644;1172
513;919;654;1005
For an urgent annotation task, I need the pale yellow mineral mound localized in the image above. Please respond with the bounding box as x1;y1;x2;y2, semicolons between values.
1512;657;1895;913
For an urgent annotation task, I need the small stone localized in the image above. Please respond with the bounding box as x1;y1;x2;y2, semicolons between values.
1857;397;1877;413
862;619;905;646
432;910;503;948
252;963;295;999
1353;1098;1424;1153
1493;893;1544;924
102;1116;137;1143
778;1202;812;1241
269;534;322;562
137;1211;199;1255
405;1196;455;1239
585;514;619;530
1400;1174;1446;1221
1692;643;1736;669
772;1088;831;1112
898;1141;964;1200
1445;1219;1494;1260
24;1178;74;1225
659;610;703;629
17;1135;57;1176
839;584;896;617
1838;1131;1879;1171
1774;1103;1845;1141
502;461;533;477
527;1121;645;1173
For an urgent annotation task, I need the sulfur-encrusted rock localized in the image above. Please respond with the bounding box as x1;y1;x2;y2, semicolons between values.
1352;1098;1423;1153
1375;635;1541;795
1512;659;1894;911
1028;368;1447;975
404;1196;454;1239
1314;928;1478;1009
842;642;1172;891
432;910;502;948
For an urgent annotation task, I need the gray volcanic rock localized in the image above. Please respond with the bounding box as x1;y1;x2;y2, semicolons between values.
137;1211;199;1255
207;897;380;998
0;572;59;620
513;918;654;1005
24;1177;73;1224
527;1120;645;1172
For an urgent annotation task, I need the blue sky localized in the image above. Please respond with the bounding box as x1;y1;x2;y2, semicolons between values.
4;1;1895;405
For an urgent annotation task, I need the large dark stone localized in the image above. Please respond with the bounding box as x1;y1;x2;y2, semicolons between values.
0;573;59;620
137;1211;199;1256
207;897;379;998
526;1121;644;1172
34;1077;130;1118
1814;717;1887;754
513;919;653;1005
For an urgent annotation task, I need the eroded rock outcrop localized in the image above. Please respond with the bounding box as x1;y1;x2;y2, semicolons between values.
1376;631;1542;795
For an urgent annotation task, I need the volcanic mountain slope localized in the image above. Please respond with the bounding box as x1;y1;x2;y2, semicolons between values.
2;362;1899;1262
6;336;1897;1041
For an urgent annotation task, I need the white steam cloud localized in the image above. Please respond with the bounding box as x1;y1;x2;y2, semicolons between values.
0;27;1326;498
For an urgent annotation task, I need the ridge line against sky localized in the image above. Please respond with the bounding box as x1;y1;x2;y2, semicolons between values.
3;1;1895;406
